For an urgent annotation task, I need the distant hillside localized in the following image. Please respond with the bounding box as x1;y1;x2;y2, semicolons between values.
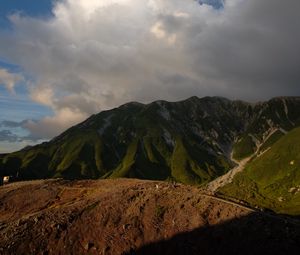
218;126;300;215
1;96;300;185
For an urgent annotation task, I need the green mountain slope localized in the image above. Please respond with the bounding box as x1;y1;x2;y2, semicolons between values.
1;96;300;185
218;127;300;215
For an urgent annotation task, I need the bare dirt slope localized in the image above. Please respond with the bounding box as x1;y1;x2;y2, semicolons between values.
0;179;299;255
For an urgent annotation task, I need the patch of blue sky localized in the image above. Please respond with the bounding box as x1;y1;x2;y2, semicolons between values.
0;59;22;73
0;87;53;122
0;0;54;29
0;89;51;152
0;84;51;152
8;126;29;137
0;139;47;153
0;58;37;91
198;0;224;9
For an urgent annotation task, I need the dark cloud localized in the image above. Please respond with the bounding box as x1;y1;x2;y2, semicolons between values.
0;120;45;141
0;130;19;142
0;120;27;128
0;0;299;142
187;0;300;100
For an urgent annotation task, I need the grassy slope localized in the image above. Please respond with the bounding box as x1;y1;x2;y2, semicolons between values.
232;135;256;160
0;123;229;185
0;130;104;180
219;127;300;215
2;97;300;186
259;130;284;153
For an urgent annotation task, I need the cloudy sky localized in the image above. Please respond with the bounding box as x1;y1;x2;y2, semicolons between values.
0;0;299;153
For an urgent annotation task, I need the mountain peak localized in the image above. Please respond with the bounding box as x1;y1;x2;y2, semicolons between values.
1;96;300;184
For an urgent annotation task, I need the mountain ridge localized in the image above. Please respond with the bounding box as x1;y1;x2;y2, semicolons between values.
1;96;300;185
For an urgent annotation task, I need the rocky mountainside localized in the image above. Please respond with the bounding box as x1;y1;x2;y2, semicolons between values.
1;96;300;184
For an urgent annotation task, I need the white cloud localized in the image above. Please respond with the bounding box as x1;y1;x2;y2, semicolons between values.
0;68;23;93
24;107;88;139
30;87;54;107
0;0;299;141
150;21;177;44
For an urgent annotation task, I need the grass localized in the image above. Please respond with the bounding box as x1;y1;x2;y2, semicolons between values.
258;130;284;153
233;135;256;160
109;140;138;178
2;96;300;192
0;121;232;185
219;127;300;216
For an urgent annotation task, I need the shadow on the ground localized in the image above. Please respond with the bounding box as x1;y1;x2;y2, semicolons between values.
125;212;300;255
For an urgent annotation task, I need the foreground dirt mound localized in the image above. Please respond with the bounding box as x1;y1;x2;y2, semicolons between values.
0;179;299;255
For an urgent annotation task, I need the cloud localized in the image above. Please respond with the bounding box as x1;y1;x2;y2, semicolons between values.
0;68;23;93
0;107;87;140
30;87;54;107
0;120;27;128
23;107;88;139
0;130;18;142
0;0;299;141
0;120;38;142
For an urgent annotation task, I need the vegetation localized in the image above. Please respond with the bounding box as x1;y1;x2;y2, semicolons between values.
258;129;284;153
1;96;300;192
219;127;300;215
232;135;256;160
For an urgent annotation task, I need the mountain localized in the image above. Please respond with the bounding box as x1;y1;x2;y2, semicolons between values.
1;96;300;185
232;97;300;160
218;126;300;215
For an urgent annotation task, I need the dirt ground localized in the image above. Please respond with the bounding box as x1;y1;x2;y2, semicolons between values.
0;179;299;255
